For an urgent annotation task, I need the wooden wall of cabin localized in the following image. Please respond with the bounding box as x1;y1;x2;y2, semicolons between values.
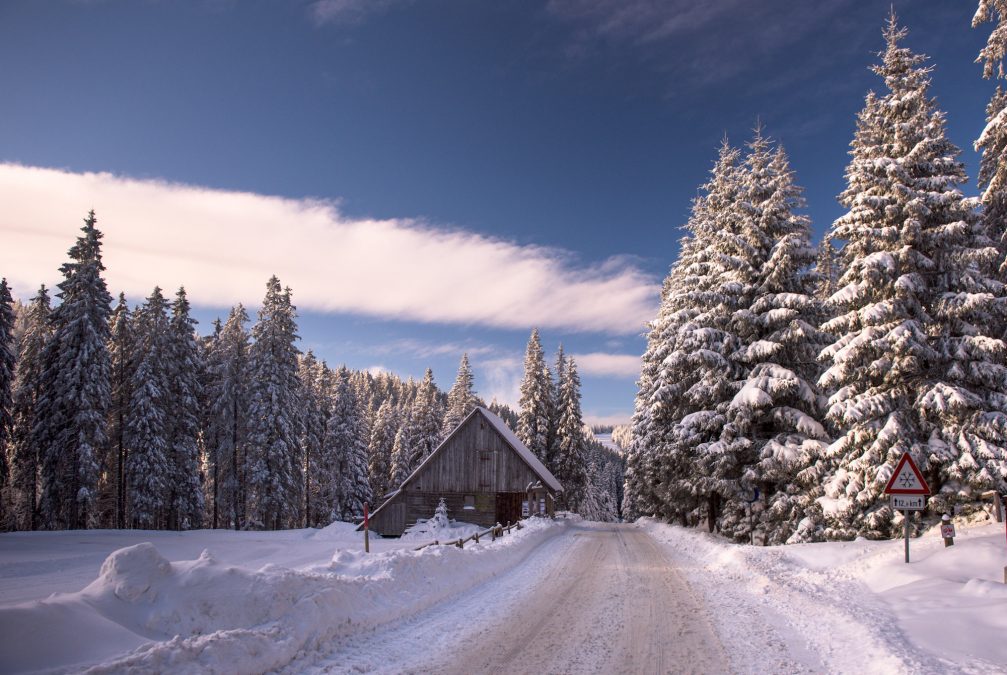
408;414;541;494
403;491;497;530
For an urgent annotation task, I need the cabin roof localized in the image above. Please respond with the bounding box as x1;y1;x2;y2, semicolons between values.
475;407;563;493
363;407;562;529
400;406;562;494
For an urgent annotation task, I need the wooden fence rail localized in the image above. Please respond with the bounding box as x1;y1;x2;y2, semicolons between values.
413;520;523;552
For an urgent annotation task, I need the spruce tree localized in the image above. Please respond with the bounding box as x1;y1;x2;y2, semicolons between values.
329;367;371;521
166;288;203;529
246;278;302;529
406;368;443;472
0;279;15;528
631;141;748;530
298;352;326;527
8;287;50;530
368;399;397;500
518;328;552;461
106;293;134;528
974;2;1007;278
124;288;173;528
819;17;1002;536
36;211;112;529
719;134;829;543
441;353;477;438
389;422;413;488
203;305;250;529
553;355;588;511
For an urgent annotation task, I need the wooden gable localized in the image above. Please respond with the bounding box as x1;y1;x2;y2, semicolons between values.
364;407;563;536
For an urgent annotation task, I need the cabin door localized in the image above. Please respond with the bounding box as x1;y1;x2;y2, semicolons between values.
478;449;496;491
495;492;523;525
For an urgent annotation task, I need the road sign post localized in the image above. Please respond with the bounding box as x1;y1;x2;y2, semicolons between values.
363;502;370;554
940;514;955;547
883;452;931;563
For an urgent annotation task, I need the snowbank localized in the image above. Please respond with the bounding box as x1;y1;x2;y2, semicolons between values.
0;518;566;674
639;516;1007;674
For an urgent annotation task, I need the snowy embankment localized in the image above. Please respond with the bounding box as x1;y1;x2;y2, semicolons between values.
641;517;1007;674
0;518;566;674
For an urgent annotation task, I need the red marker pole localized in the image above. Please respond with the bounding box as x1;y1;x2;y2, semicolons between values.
363;503;370;554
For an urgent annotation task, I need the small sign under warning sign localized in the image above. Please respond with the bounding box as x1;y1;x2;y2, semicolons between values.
891;494;925;511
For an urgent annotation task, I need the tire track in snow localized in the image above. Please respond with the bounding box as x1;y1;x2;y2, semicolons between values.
298;522;729;674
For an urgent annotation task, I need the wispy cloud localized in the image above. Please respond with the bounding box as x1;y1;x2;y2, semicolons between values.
547;0;860;85
584;411;632;427
0;164;657;334
308;0;410;26
367;338;499;361
571;352;640;378
481;356;523;409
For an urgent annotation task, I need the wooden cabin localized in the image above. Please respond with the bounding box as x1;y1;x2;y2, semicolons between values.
364;406;563;536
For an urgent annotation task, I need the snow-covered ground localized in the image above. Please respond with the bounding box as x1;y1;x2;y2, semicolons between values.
0;519;566;673
642;516;1007;674
2;514;1004;674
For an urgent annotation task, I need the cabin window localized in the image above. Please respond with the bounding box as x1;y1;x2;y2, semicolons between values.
463;495;476;510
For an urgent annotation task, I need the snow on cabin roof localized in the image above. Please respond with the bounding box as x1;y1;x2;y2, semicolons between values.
476;407;563;493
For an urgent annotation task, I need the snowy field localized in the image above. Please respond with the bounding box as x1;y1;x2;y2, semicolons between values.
1;515;1005;673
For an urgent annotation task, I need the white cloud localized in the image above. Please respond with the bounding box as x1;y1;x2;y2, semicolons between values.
584;411;632;427
570;352;640;378
480;356;522;409
0;164;657;334
368;339;498;361
309;0;409;26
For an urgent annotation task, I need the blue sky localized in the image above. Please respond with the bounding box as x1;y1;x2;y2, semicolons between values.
0;0;997;424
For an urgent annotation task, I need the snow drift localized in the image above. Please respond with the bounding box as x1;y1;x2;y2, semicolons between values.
0;518;566;674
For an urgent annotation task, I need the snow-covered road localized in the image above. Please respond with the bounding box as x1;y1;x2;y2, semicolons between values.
298;522;728;674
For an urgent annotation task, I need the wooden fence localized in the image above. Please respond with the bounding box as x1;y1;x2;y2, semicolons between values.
413;520;523;552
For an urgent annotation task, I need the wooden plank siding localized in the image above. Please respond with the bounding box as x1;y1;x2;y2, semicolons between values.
366;408;562;537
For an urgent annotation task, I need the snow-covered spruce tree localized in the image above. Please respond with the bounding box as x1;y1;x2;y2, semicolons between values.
974;2;1007;281
405;368;443;472
8;287;50;530
246;278;302;530
105;293;134;528
329;366;371;521
165;288;203;529
389;422;413;487
640;141;750;530
627;193;707;523
440;353;477;439
203;304;250;529
125;287;172;529
298;351;326;527
367;398;397;500
518;328;553;461
718;134;829;544
553;355;588;511
36;211;112;529
487;399;519;432
0;279;14;528
819;18;1002;537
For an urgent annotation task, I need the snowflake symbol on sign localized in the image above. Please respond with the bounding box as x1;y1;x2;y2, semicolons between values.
898;472;915;488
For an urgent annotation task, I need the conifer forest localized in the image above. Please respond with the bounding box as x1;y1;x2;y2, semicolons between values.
3;7;1007;547
0;219;622;531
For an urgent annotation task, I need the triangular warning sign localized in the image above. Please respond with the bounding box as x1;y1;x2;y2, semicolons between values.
883;452;930;495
